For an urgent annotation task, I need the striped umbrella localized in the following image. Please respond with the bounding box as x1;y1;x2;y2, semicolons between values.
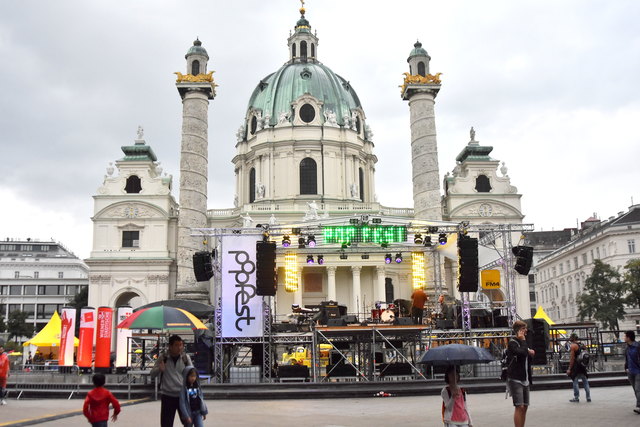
116;305;207;331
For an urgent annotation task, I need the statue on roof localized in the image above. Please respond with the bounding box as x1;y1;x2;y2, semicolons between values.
469;126;476;142
136;125;144;140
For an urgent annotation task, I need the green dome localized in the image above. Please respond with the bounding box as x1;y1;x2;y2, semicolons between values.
247;62;363;127
407;40;429;61
185;39;209;59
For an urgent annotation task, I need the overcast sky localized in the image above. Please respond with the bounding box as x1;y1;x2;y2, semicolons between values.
1;0;638;260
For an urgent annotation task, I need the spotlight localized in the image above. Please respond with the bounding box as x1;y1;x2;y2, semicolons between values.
371;218;382;224
438;233;448;245
317;255;324;265
291;228;301;235
361;253;369;259
424;236;432;247
299;237;306;248
395;253;403;263
307;235;316;248
381;241;389;248
341;242;349;249
428;226;439;234
384;253;392;264
307;255;314;264
339;252;348;260
414;233;423;244
282;235;291;247
349;218;359;225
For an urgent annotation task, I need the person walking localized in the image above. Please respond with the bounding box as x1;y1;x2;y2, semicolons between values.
623;330;640;414
410;287;428;325
566;333;591;402
151;335;193;427
0;343;9;405
506;320;534;427
82;373;121;426
178;366;208;427
441;365;473;427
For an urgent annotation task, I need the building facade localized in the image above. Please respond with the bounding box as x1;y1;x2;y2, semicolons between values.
533;206;640;330
0;239;88;340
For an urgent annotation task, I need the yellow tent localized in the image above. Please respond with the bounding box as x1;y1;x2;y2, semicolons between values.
23;311;79;347
534;306;566;334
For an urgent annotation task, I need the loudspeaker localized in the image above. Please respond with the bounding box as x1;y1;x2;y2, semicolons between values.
327;318;347;327
436;319;454;329
193;251;213;282
256;241;277;296
278;364;309;378
342;315;359;324
394;317;413;325
525;318;549;365
512;246;534;275
458;235;479;292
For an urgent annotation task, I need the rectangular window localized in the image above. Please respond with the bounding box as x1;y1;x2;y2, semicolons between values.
37;285;46;295
582;253;588;265
34;271;39;279
24;285;36;295
559;264;564;275
58;272;64;279
14;271;20;278
9;285;22;295
552;267;557;278
0;304;6;316
0;285;7;295
66;285;78;295
590;249;594;261
596;247;600;259
21;244;32;251
0;244;16;251
628;239;636;254
573;257;578;270
8;304;20;314
23;304;35;317
122;230;140;248
528;274;535;284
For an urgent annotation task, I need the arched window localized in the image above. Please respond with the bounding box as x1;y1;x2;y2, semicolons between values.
311;43;315;58
300;41;307;61
299;157;317;194
475;175;491;192
191;60;200;76
249;168;256;203
250;116;257;135
299;104;315;123
358;168;364;201
355;116;361;134
125;175;142;193
417;61;426;76
292;43;296;58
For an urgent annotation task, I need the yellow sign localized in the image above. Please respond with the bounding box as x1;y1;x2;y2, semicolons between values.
481;270;501;289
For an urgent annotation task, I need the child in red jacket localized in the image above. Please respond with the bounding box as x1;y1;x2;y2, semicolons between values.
83;373;121;426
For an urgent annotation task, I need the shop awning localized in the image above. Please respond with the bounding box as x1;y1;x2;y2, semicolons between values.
23;311;79;347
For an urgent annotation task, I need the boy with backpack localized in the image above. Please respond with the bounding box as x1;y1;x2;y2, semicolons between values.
441;365;473;427
566;333;591;403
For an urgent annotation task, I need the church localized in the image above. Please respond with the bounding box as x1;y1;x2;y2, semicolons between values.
86;5;531;325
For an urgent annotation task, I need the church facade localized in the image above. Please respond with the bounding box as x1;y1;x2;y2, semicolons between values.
86;6;530;322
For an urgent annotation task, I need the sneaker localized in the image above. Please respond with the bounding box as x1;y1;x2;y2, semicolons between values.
634;407;640;414
569;398;579;403
0;399;6;405
586;398;592;402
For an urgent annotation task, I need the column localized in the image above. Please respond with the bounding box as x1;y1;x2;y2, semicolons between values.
351;266;362;316
376;265;386;303
326;266;337;302
294;268;303;307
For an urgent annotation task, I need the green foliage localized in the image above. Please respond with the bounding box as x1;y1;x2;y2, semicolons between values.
67;286;88;310
0;314;5;332
577;259;627;331
7;310;33;341
622;258;640;308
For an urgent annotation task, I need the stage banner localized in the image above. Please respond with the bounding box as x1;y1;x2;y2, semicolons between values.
115;306;133;368
77;307;95;368
59;307;76;366
221;234;264;337
95;306;113;369
481;269;501;289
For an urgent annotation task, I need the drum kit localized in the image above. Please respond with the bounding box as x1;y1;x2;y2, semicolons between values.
371;302;396;324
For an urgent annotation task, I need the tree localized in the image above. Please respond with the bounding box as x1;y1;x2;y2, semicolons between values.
67;286;89;310
7;310;33;341
577;259;627;331
0;314;5;332
622;258;640;309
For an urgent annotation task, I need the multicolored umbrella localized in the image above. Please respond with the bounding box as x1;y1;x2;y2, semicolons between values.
116;305;207;331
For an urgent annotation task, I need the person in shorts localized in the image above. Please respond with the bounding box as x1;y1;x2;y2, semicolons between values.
506;320;535;427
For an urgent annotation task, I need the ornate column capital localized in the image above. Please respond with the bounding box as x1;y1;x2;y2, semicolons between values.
351;265;362;274
326;266;337;274
375;265;386;274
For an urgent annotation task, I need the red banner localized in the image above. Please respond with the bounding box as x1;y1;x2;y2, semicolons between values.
77;307;95;368
59;308;76;367
95;306;113;369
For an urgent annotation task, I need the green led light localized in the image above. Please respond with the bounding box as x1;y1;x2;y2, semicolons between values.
323;225;407;244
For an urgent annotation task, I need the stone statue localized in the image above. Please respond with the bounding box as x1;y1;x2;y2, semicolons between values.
263;113;271;128
106;162;114;177
470;126;476;142
241;213;253;228
136;125;144;140
304;200;319;221
500;161;508;177
269;214;278;226
155;161;162;175
236;125;245;142
364;124;373;140
350;183;358;198
323;109;337;126
342;114;351;128
278;111;290;125
350;112;358;130
256;182;266;199
233;195;239;207
255;111;264;131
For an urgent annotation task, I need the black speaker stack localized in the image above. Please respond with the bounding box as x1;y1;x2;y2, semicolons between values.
457;234;479;292
525;318;549;365
256;241;277;296
193;251;214;282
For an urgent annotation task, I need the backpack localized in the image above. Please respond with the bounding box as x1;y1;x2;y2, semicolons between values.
576;343;590;367
500;339;516;381
441;387;466;422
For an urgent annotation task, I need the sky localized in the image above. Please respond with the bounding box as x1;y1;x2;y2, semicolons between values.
1;0;639;260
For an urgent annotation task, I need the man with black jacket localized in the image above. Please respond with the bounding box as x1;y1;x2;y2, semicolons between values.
506;320;535;427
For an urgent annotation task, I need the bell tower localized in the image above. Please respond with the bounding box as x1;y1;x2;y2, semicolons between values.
401;41;442;220
174;39;216;303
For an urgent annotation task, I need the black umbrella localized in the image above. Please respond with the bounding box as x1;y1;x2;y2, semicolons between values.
135;299;214;319
419;343;494;366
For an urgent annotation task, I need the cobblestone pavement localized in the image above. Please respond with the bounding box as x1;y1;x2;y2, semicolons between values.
0;385;638;426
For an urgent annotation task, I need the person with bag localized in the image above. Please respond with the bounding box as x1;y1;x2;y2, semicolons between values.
506;320;534;427
623;330;640;414
566;333;591;402
151;335;193;427
0;343;9;405
441;365;472;427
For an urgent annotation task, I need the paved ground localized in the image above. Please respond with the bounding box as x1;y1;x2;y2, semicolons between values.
0;385;638;426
